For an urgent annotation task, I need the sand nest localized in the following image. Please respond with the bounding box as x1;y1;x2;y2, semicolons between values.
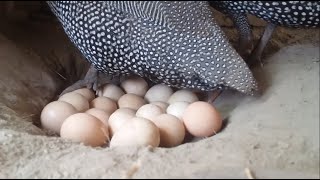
0;5;319;179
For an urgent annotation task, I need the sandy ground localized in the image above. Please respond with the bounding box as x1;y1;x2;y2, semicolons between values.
0;3;319;179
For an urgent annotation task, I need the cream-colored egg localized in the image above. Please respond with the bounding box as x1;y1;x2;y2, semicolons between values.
90;97;118;113
58;92;89;112
183;101;222;137
136;104;164;120
167;90;199;104
110;117;160;148
60;113;109;147
151;101;169;112
85;108;111;127
40;101;77;134
73;88;95;101
97;84;125;101
118;93;146;111
151;114;185;147
108;108;136;136
166;101;190;120
144;84;173;103
121;76;148;96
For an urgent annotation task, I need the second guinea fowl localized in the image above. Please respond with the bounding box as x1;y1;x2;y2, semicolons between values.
47;1;258;101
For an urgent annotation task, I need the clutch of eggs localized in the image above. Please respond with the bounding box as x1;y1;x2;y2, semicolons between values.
40;76;222;148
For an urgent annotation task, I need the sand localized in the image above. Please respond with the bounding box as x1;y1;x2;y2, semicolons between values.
0;3;319;179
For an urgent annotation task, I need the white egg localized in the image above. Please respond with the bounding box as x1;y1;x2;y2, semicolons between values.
121;76;148;96
118;93;146;111
108;108;136;136
110;117;160;148
90;96;118;114
167;90;199;104
60;113;109;147
58;92;89;112
97;84;125;101
41;101;77;134
151;114;185;147
144;84;173;103
166;101;190;120
136;104;164;120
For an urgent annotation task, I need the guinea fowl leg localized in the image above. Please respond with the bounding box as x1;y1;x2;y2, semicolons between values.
206;89;223;104
247;23;277;67
59;65;119;97
228;12;254;59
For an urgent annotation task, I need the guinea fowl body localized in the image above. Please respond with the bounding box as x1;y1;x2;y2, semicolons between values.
211;1;320;28
47;1;258;95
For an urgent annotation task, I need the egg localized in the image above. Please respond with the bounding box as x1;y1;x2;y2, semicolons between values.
40;101;77;134
110;117;160;148
58;92;89;112
90;96;118;114
85;108;111;127
97;84;125;101
118;93;146;111
144;84;173;103
108;108;136;136
151;114;185;147
60;113;109;147
73;88;95;101
151;101;169;112
182;101;222;137
136;104;164;120
167;90;199;104
120;76;148;96
166;101;190;120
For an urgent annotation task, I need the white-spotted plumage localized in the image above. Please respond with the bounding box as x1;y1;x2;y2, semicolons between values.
211;1;320;27
47;1;258;94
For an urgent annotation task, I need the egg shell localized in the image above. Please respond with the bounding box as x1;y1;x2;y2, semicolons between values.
150;101;169;112
121;76;148;96
166;101;190;120
90;96;118;114
86;108;111;127
151;114;185;147
144;84;173;103
110;117;160;148
60;113;109;147
108;108;136;136
40;101;77;134
167;90;199;104
73;88;95;101
182;101;222;137
58;92;89;112
97;84;125;101
118;93;146;111
136;104;164;120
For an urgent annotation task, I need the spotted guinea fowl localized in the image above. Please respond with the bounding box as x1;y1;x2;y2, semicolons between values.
47;1;258;100
210;1;320;66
